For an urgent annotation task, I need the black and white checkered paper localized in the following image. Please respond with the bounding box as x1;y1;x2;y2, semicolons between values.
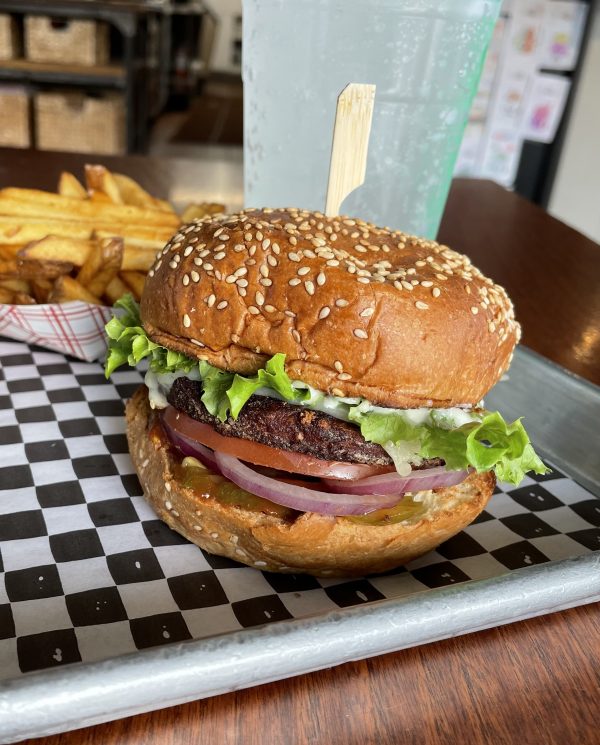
0;338;598;680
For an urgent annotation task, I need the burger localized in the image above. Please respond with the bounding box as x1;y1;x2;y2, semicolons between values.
105;208;546;577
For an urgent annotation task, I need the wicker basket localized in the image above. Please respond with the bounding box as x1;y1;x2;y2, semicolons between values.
25;16;109;66
0;87;30;148
35;92;125;154
0;14;19;61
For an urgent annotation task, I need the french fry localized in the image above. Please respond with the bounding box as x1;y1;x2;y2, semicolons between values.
12;292;36;305
0;287;13;303
113;173;175;214
121;245;156;271
31;278;53;304
180;202;225;223
103;275;130;305
120;271;146;301
0;278;31;294
58;172;87;199
19;236;93;266
77;237;124;298
85;165;123;205
0;244;24;259
0;189;180;228
18;259;74;279
0;218;173;247
48;276;102;305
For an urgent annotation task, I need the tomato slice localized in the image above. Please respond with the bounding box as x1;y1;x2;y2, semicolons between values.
162;406;394;481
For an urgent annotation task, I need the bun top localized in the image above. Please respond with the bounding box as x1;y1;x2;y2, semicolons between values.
141;208;520;408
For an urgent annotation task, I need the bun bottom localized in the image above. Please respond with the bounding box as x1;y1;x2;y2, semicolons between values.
126;387;495;577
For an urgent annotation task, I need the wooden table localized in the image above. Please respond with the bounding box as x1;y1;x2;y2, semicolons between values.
2;148;598;745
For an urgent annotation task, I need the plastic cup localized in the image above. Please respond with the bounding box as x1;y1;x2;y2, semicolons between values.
243;0;501;237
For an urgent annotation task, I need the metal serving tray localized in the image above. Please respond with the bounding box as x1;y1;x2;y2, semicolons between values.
0;344;599;742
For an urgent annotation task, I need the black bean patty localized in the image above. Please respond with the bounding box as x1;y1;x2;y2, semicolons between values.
167;377;444;469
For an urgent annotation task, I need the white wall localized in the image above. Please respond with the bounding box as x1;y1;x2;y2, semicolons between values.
549;2;600;244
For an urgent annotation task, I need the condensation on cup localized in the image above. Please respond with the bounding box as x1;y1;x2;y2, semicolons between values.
243;0;501;238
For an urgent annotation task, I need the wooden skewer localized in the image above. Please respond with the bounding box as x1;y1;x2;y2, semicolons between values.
325;83;376;218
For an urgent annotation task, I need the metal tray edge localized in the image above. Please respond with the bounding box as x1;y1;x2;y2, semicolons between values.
1;552;598;742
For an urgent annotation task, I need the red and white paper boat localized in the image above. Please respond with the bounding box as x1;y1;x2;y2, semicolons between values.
0;301;113;361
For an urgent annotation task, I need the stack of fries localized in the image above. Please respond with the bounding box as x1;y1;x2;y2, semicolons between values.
0;164;224;359
0;165;224;306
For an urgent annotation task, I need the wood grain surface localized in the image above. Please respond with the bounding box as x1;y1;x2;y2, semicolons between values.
1;148;598;745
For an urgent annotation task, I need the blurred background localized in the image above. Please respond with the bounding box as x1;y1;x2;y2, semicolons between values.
0;0;598;242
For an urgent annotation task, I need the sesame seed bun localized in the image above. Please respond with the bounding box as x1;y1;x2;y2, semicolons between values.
141;209;520;408
127;387;495;577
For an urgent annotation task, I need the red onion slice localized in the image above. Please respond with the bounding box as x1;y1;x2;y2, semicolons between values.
214;452;402;516
322;466;470;496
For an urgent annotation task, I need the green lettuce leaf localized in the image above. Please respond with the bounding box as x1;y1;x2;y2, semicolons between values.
350;407;549;485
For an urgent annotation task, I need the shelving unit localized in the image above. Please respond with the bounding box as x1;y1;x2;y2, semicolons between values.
0;0;211;153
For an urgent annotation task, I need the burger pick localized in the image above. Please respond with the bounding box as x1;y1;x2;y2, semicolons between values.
105;208;547;577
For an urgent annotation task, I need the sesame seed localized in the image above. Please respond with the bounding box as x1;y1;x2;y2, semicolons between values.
289;236;298;246
225;274;236;284
353;328;368;339
432;287;441;298
169;260;177;269
415;300;429;310
326;259;340;267
244;232;252;241
183;314;191;327
272;242;281;254
421;280;433;287
336;298;349;307
217;300;228;310
393;280;403;291
298;266;310;276
316;272;326;286
256;231;264;241
436;274;448;281
292;329;301;343
234;267;247;277
215;270;222;281
260;277;273;286
238;287;247;297
214;251;226;260
248;306;260;315
204;263;213;271
318;306;330;320
218;234;229;242
305;281;315;295
267;254;278;267
465;285;472;294
289;277;301;286
191;271;200;282
284;310;296;318
213;227;223;237
360;307;374;318
401;280;414;291
207;294;216;307
236;278;248;288
255;291;265;306
334;360;343;372
262;238;270;250
357;277;370;284
471;306;479;315
183;246;194;257
338;372;352;381
265;304;276;313
489;321;496;332
332;387;344;397
234;244;245;252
